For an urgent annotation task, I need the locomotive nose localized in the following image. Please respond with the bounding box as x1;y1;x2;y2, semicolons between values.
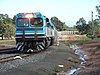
15;12;58;52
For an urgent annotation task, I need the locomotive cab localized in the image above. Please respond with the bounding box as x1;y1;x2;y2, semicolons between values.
15;12;58;52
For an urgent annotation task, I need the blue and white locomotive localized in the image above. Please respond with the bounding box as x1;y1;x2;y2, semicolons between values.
15;12;58;52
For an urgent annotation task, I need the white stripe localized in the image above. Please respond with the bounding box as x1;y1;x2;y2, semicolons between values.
20;43;24;51
47;41;50;47
16;42;19;47
39;45;44;50
36;42;41;51
16;43;20;48
20;45;24;51
41;42;45;47
37;45;42;50
27;49;33;52
18;45;22;50
16;36;46;38
17;43;24;51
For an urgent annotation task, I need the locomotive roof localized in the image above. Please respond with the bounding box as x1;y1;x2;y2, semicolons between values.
16;12;43;18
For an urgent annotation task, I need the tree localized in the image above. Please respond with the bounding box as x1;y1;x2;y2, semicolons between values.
95;5;100;37
86;21;93;37
12;15;16;24
51;16;68;31
0;20;5;40
96;5;100;19
76;17;88;34
93;19;100;37
0;14;15;39
4;24;15;39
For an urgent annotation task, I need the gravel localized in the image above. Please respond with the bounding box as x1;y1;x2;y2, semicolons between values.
0;52;47;73
0;41;80;75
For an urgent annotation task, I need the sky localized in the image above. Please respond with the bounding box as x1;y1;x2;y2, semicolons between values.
0;0;100;27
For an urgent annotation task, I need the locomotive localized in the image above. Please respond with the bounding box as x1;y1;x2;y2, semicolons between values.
15;12;59;52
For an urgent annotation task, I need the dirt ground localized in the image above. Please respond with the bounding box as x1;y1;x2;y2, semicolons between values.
0;40;100;75
0;40;80;75
74;40;100;75
0;40;15;50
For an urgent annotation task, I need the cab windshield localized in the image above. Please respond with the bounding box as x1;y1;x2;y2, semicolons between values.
17;18;29;26
30;18;43;26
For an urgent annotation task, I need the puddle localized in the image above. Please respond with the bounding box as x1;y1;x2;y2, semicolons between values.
65;44;87;75
66;68;80;75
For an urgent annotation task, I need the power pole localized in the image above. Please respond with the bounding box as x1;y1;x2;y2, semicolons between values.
91;11;94;39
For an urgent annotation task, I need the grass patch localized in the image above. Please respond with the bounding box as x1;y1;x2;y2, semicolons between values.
79;37;100;41
94;38;100;40
64;40;82;46
79;37;92;40
64;37;100;46
51;65;64;75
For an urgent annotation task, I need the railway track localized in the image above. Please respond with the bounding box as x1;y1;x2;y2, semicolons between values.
0;48;17;54
0;54;30;63
0;49;42;64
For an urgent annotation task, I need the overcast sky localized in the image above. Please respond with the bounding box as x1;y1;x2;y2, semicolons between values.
0;0;100;27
